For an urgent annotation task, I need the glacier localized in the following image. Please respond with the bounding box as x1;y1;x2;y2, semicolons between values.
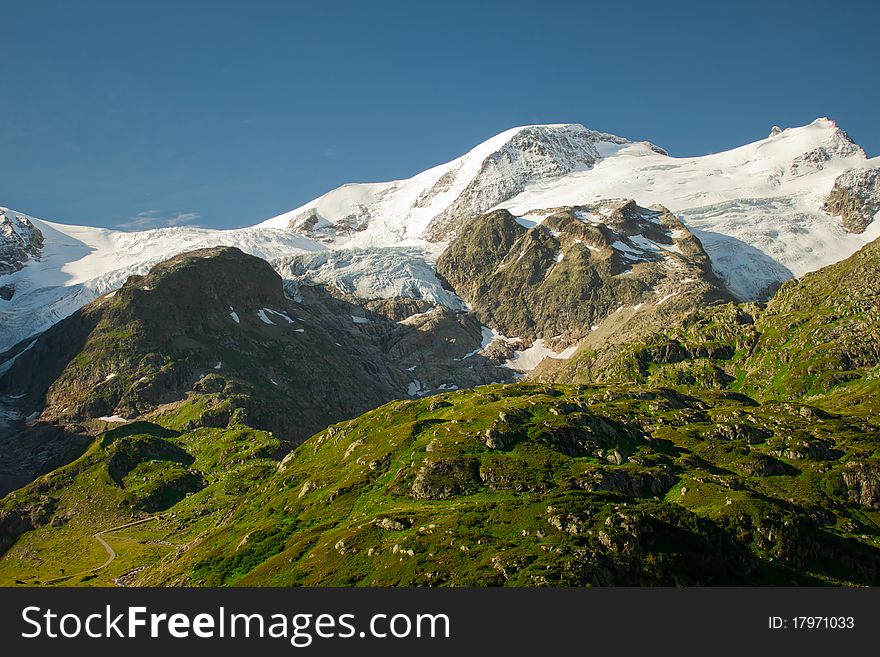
1;117;878;355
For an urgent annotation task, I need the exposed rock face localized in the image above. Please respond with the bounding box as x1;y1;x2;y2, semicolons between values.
824;168;880;233
0;210;43;276
790;124;864;177
286;205;372;242
0;247;507;436
0;246;514;492
575;466;677;498
824;124;866;158
411;457;481;499
436;199;732;351
421;127;665;241
843;462;880;510
790;147;832;175
737;454;797;477
0;495;55;553
790;122;866;177
541;233;880;400
292;285;513;396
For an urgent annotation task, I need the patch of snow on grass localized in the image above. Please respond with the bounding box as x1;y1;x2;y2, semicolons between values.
514;214;546;229
574;210;603;224
503;339;579;372
98;415;128;423
611;240;638;253
611;240;649;261
264;308;295;323
629;234;681;254
257;309;275;325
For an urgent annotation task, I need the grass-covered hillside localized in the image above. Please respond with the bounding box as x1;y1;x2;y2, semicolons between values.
2;381;878;586
0;246;511;494
0;236;878;587
0;415;282;586
542;235;880;418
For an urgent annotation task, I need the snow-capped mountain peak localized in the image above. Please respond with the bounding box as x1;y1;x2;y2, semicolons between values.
257;123;651;245
1;118;878;355
0;209;44;277
496;117;878;299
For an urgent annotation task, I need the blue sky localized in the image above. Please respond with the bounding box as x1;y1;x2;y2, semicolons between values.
1;0;877;230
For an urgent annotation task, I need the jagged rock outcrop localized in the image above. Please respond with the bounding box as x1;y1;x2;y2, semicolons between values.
421;126;664;241
436;199;732;354
0;210;43;277
540;234;880;402
824;168;880;233
843;462;880;510
0;495;55;553
286;205;372;242
0;246;515;493
790;123;864;177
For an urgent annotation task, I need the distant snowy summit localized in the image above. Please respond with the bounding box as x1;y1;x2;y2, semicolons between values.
1;117;878;353
258;124;665;245
260;117;880;298
0;210;43;277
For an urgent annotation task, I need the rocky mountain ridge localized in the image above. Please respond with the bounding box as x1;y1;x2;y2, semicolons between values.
0;233;878;586
266;124;656;245
436;199;731;356
0;209;43;282
0;247;515;494
825;167;880;234
536;231;880;413
2;118;877;354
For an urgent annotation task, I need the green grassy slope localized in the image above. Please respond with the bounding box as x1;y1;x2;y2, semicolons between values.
1;238;879;587
544;237;880;420
4;381;877;586
0;417;281;586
